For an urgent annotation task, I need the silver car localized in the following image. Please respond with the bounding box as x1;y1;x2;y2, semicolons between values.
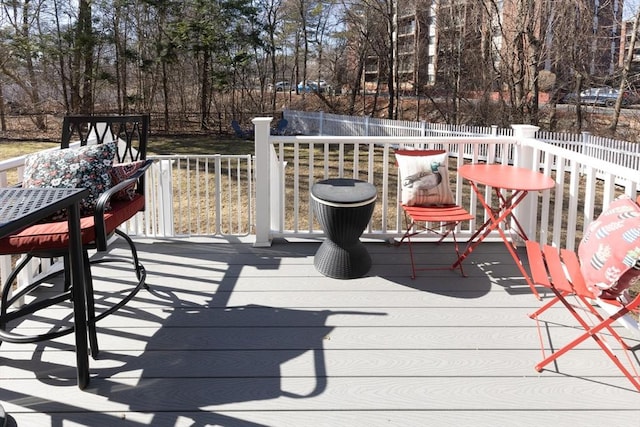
272;81;291;92
562;87;635;107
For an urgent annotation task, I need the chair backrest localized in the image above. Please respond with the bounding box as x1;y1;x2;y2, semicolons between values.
61;114;149;163
231;120;246;138
61;114;150;202
394;149;447;167
276;118;288;133
394;149;446;158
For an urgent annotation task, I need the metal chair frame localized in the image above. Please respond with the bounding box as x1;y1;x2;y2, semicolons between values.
526;240;640;391
0;114;151;359
394;149;473;278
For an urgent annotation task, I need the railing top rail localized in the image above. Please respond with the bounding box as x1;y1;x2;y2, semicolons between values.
268;135;517;145
524;138;640;183
149;154;252;160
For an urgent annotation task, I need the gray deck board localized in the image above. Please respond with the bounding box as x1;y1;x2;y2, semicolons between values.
2;238;640;426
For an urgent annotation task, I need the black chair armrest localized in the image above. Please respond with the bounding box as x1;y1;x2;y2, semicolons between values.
93;159;153;251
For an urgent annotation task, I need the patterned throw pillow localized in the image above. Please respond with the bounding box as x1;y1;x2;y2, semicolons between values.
578;195;640;299
110;160;146;201
23;142;117;216
395;150;454;206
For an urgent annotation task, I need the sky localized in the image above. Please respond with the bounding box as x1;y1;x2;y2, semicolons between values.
625;0;639;20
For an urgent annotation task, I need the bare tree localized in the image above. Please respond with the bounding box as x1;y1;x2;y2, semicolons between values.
610;6;640;131
255;0;285;111
0;0;47;127
547;1;605;131
340;1;373;114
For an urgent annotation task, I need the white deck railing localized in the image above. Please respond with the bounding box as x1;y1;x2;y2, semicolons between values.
252;119;639;250
1;116;639;290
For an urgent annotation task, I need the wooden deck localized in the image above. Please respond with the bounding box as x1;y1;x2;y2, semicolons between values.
2;237;640;426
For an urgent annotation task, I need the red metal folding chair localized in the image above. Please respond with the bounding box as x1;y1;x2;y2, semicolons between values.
525;239;640;391
394;149;473;278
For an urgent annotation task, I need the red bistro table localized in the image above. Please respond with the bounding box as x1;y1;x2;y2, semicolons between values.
453;164;555;299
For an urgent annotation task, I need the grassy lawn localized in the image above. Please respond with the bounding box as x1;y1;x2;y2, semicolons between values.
149;136;254;156
0;134;254;166
0;141;59;159
0;135;252;160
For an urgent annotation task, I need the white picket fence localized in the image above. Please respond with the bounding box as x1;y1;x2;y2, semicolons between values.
283;110;640;171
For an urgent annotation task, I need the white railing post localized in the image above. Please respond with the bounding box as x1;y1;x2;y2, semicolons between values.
158;160;174;236
511;124;541;243
270;151;287;233
253;117;273;247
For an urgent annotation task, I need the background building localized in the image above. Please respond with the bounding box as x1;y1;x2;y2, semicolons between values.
359;0;625;94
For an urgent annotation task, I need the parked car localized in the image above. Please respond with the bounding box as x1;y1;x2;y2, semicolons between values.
269;81;291;92
297;80;330;93
562;87;636;107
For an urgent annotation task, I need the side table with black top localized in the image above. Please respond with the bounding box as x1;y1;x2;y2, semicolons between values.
0;187;90;426
311;178;377;279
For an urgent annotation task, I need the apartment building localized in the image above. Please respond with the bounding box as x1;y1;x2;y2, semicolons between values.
362;0;435;92
360;0;623;93
620;18;640;77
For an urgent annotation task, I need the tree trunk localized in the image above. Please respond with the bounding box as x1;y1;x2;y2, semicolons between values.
78;0;94;113
201;50;211;129
162;60;170;131
0;81;6;132
349;51;365;116
386;0;395;119
610;7;640;131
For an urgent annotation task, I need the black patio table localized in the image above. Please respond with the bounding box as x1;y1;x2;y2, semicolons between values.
0;187;90;426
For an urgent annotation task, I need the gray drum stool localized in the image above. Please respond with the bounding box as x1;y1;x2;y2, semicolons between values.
311;178;377;279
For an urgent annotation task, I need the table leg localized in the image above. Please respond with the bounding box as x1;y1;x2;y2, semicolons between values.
453;184;541;299
67;202;90;389
491;188;530;241
453;181;500;267
493;216;541;299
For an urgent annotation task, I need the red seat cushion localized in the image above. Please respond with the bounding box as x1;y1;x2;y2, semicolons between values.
0;195;145;255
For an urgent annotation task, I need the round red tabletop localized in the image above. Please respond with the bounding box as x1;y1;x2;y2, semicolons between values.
458;164;555;191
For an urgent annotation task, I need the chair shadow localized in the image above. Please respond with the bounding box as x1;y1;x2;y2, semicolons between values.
90;290;383;425
380;239;546;299
0;238;385;426
4;303;382;426
372;241;494;298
